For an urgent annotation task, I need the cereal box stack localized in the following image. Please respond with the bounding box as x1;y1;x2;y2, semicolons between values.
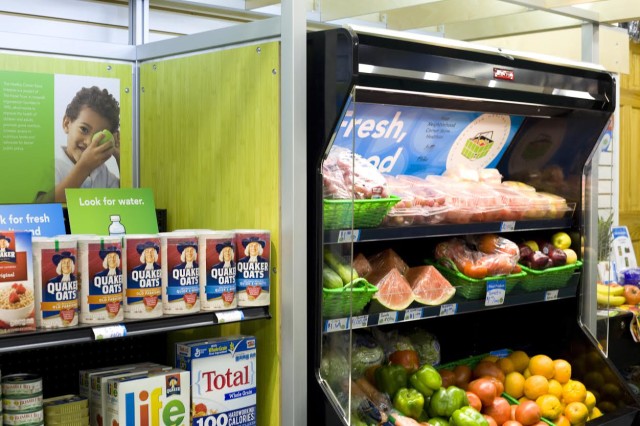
43;394;88;426
104;368;190;426
176;335;257;426
2;373;43;425
0;231;36;334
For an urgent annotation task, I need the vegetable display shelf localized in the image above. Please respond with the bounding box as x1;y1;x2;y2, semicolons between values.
324;218;573;244
322;283;577;333
0;306;270;353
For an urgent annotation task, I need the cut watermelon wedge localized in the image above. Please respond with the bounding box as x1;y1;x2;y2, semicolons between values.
406;265;456;306
372;268;414;311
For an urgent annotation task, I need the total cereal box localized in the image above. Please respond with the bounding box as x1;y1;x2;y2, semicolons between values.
176;335;256;426
105;368;190;426
0;231;35;333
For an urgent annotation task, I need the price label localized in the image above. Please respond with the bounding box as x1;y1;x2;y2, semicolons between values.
215;310;245;323
439;304;457;316
93;324;127;340
378;312;397;325
545;290;559;301
325;318;348;333
485;280;507;306
500;221;516;232
337;230;361;243
404;308;423;322
351;315;369;329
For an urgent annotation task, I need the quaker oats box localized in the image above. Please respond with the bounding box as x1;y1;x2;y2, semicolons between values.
176;335;257;426
0;231;35;333
105;368;190;426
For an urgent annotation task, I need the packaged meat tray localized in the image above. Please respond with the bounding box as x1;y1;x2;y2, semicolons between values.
382;205;450;227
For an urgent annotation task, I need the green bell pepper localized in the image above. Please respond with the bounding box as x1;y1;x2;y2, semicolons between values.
375;364;408;398
428;417;450;426
428;386;469;418
393;388;425;419
450;406;489;426
409;364;442;397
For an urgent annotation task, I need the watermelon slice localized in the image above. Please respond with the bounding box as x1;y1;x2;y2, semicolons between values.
406;265;456;306
372;268;414;311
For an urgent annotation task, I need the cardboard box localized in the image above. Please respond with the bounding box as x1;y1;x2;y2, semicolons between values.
176;335;256;426
0;231;35;333
105;369;190;426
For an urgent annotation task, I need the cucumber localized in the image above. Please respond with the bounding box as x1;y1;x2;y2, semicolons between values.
323;265;344;289
324;249;359;284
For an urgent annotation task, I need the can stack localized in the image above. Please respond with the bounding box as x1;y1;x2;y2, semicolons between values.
43;395;88;426
2;374;43;426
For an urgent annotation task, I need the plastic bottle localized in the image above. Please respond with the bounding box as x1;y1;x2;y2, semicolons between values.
108;215;126;236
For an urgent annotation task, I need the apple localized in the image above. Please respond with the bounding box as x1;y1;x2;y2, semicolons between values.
563;248;578;264
523;240;539;252
549;248;567;267
92;129;114;146
552;232;572;250
624;285;640;305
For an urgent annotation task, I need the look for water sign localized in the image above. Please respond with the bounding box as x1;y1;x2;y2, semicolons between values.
332;100;524;176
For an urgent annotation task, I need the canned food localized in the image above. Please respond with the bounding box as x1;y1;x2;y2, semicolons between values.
1;375;42;398
3;393;42;412
3;407;43;425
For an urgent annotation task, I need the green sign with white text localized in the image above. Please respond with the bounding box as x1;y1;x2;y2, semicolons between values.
65;188;158;235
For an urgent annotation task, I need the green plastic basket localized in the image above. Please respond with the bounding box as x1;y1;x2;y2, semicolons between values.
427;259;525;300
323;196;401;230
322;278;378;318
519;260;583;292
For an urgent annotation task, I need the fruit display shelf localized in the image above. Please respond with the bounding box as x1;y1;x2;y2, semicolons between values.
323;218;573;244
322;283;578;333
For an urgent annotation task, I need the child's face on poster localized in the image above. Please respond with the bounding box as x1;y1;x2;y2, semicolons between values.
63;106;113;163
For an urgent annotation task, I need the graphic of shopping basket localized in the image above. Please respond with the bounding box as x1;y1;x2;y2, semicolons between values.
462;131;494;160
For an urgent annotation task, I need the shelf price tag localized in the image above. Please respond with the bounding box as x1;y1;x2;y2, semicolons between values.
439;304;457;316
485;280;507;306
404;308;423;322
337;230;361;243
325;318;348;333
378;312;397;325
215;310;245;323
500;221;516;232
93;324;127;340
351;315;369;329
545;290;559;301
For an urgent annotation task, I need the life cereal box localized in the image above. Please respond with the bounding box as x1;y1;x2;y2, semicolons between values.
0;231;35;333
105;369;190;426
176;335;256;426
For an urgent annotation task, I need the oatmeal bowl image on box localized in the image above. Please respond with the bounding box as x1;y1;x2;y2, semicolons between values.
0;282;35;329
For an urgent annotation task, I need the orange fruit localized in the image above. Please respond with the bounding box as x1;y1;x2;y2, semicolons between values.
548;379;563;398
564;402;589;425
508;351;530;373
590;407;603;419
584;390;596;412
483;355;499;363
555;415;571;426
505;372;526;399
529;354;555;379
497;357;516;374
536;394;563;420
524;375;549;400
523;368;532;379
553;359;572;384
562;380;587;404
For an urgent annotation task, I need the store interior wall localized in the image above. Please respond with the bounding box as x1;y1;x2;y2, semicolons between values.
139;41;282;425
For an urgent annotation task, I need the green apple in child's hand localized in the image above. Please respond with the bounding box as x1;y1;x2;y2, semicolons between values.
92;129;114;146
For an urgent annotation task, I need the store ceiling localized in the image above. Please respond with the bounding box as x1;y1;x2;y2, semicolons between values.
153;0;640;41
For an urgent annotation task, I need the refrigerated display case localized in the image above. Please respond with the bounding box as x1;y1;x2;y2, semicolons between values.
307;26;640;425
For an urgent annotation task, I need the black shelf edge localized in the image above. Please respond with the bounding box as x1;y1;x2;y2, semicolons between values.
0;306;270;353
324;218;573;244
322;285;577;333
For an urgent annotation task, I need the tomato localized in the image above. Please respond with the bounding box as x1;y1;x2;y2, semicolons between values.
515;400;541;426
482;375;505;395
454;364;472;390
503;421;523;426
510;404;518;420
388;350;420;374
624;285;640;305
467;378;497;406
484;415;498;426
439;369;456;388
462;262;489;279
466;391;482;412
484;397;511;426
473;361;506;383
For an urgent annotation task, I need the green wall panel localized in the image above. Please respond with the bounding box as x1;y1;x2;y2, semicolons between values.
140;41;281;424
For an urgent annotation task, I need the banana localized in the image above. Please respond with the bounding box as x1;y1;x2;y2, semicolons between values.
597;283;624;297
597;292;626;306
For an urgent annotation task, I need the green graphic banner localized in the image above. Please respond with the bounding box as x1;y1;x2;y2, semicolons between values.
66;188;158;235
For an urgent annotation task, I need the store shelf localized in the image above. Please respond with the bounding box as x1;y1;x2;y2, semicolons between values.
322;284;577;333
0;306;270;353
323;218;574;244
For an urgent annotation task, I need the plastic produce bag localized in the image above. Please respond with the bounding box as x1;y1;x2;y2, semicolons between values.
434;236;520;279
367;248;410;281
404;327;441;366
322;146;389;199
351;332;385;379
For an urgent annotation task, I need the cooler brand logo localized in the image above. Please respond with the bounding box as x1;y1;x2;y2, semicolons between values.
125;385;186;426
172;267;198;285
202;366;250;392
494;68;514;81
